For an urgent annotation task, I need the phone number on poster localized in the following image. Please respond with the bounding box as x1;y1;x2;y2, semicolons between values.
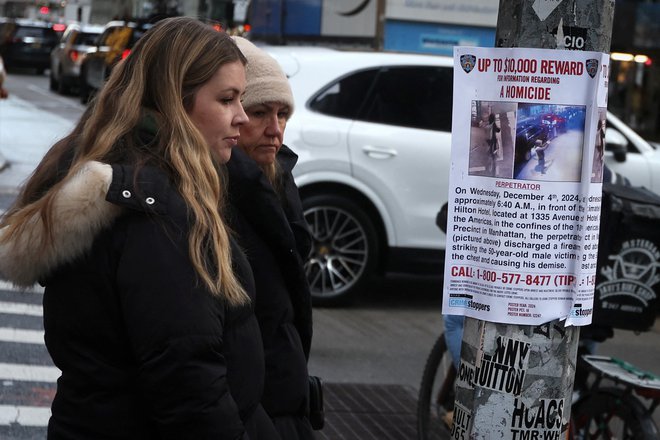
450;266;576;287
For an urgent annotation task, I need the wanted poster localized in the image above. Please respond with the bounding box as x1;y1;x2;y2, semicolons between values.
443;46;610;326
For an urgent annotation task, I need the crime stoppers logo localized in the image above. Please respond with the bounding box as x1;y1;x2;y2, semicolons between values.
596;239;660;306
570;303;593;318
460;54;476;73
585;59;599;78
449;293;491;312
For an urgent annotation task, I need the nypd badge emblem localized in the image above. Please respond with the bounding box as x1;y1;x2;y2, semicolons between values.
586;59;599;78
460;54;477;73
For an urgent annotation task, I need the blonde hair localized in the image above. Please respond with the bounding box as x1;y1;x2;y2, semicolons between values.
1;17;249;305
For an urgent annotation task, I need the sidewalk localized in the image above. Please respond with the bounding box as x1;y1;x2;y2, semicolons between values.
318;382;431;440
0;94;74;192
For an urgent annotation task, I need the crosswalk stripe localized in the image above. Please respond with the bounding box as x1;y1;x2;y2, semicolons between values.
0;327;44;344
0;405;50;426
0;301;42;316
0;362;60;382
0;280;44;294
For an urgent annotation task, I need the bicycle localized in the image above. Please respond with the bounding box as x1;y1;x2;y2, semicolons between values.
416;332;455;440
571;354;660;440
416;332;660;440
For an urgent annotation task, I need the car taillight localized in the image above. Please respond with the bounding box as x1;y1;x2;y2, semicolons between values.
121;49;131;60
69;50;80;62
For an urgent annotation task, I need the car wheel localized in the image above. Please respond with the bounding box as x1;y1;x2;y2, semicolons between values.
49;71;58;91
302;194;378;306
57;70;69;95
79;80;92;104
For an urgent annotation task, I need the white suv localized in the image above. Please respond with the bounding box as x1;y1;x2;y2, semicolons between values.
264;45;660;305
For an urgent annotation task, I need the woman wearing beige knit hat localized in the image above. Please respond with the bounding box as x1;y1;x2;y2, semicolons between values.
226;37;317;439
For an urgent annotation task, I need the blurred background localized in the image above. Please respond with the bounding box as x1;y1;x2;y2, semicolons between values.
0;0;657;141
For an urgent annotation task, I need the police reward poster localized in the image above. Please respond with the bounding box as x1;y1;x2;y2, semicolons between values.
443;46;609;326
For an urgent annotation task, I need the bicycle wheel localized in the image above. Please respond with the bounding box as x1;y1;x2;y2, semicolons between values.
571;387;659;440
417;333;457;440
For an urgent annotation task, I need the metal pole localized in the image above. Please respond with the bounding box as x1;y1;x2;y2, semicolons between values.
453;1;615;439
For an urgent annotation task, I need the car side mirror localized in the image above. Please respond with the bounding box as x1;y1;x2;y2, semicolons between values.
605;127;628;162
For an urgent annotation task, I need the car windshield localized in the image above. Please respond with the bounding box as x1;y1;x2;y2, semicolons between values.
77;32;99;46
15;26;55;40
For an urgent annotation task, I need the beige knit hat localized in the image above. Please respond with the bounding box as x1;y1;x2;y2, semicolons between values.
232;36;294;119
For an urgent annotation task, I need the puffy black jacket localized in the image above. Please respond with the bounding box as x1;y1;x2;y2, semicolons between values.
226;146;313;421
0;162;270;439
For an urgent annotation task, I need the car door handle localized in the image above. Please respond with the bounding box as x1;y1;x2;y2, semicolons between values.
362;145;398;159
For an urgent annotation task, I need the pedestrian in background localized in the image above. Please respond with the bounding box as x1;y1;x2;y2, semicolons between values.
227;36;316;439
0;17;278;439
486;112;500;175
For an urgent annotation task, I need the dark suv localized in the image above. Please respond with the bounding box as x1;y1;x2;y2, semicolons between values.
0;19;59;73
79;20;153;103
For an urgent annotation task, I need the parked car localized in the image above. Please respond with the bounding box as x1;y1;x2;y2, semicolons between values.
78;20;153;103
262;45;660;306
0;19;59;74
49;22;103;95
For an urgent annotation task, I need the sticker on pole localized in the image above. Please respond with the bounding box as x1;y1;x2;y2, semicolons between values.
532;0;563;21
443;46;610;326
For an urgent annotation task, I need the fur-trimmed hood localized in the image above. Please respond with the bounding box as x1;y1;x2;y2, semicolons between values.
0;161;121;287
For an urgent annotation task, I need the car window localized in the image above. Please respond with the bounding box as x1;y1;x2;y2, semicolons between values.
76;31;100;46
360;66;454;132
309;69;378;119
15;26;55;41
130;28;149;47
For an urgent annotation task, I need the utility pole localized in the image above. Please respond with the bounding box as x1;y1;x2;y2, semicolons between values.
452;1;615;439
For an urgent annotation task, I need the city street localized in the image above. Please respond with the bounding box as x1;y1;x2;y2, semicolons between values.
0;71;659;439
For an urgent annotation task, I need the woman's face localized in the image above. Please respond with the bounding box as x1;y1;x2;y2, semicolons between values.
238;102;290;166
188;61;248;163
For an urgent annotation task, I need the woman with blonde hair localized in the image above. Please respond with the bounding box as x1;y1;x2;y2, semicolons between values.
0;17;277;439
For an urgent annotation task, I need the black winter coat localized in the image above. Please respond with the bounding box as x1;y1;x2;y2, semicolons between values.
0;162;273;439
226;146;314;423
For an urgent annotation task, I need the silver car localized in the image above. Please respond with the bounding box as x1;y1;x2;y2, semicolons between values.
49;23;103;95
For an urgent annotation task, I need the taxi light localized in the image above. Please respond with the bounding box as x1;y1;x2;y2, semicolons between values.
121;49;131;60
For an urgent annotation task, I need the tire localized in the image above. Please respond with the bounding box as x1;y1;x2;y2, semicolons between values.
79;80;93;104
49;70;58;91
302;194;378;306
57;70;70;95
417;334;456;440
571;388;658;440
